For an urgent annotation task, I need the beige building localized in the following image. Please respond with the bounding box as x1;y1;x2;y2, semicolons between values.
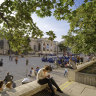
0;38;58;55
29;38;58;54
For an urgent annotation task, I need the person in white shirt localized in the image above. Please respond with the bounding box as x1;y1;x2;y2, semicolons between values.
28;67;35;77
37;65;63;96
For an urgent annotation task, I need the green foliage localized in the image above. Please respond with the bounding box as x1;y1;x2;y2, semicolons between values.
0;0;75;53
62;0;96;54
58;43;67;52
0;0;95;54
46;30;56;41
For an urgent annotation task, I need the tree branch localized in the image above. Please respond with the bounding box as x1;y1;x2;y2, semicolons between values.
0;12;10;27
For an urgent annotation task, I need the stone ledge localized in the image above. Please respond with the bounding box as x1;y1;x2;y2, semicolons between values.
0;80;48;96
76;60;96;72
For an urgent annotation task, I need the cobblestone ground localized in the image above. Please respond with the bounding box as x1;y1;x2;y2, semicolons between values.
0;55;55;81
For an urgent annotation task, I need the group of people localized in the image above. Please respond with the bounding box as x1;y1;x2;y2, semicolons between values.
22;67;40;84
0;65;65;96
28;67;40;77
9;55;18;64
0;72;16;93
9;55;28;65
0;55;64;96
22;65;64;96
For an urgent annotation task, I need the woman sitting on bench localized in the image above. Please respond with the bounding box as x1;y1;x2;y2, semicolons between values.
37;65;63;96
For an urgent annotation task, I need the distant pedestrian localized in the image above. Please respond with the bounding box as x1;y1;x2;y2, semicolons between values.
35;67;40;75
49;65;52;71
26;59;29;66
15;56;18;64
9;55;11;61
0;59;3;72
0;59;3;67
11;56;13;61
64;68;68;77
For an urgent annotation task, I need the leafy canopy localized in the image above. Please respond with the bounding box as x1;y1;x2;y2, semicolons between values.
0;0;94;54
0;0;75;53
62;0;96;54
58;42;67;52
46;30;56;41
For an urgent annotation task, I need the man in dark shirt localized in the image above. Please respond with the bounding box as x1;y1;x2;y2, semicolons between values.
4;72;13;84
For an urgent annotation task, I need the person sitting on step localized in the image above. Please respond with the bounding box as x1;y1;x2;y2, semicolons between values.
37;65;63;96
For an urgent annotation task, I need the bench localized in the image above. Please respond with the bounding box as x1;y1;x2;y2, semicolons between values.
0;80;48;96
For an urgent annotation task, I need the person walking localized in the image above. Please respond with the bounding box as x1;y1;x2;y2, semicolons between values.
64;68;68;77
0;59;3;72
37;65;63;96
0;59;3;67
15;56;18;64
26;59;29;66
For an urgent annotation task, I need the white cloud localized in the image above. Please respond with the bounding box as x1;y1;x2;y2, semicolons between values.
32;13;70;42
0;0;70;42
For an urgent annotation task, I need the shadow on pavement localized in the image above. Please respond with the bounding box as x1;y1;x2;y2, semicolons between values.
32;89;69;96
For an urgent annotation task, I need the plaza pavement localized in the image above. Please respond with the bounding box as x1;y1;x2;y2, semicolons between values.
0;55;96;96
0;55;55;81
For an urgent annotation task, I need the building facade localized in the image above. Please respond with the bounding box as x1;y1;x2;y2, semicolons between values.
29;38;58;55
0;38;58;55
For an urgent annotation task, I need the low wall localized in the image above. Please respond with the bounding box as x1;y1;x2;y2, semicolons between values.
0;80;48;96
75;72;96;86
68;59;96;86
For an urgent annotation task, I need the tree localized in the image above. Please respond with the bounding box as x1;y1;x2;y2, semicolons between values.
0;0;93;54
46;30;56;41
62;0;96;54
58;43;67;55
0;0;76;54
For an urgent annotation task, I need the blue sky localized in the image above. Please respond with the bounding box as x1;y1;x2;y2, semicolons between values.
32;0;84;42
0;0;84;42
32;13;70;42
